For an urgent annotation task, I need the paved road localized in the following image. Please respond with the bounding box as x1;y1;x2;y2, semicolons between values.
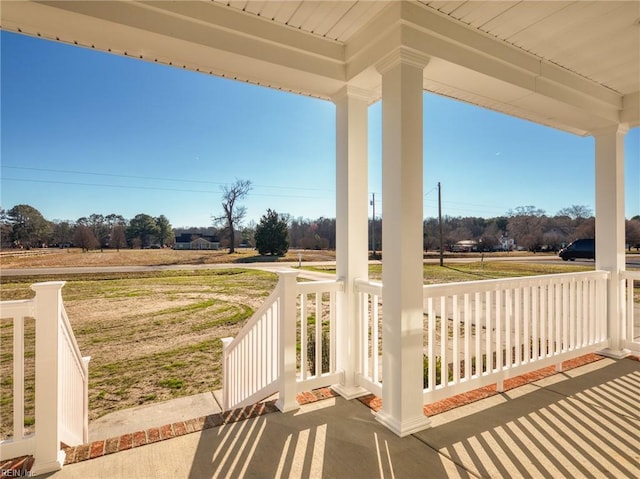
0;261;337;278
1;255;638;277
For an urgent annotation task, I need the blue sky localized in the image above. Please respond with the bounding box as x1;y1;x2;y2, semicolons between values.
1;31;638;228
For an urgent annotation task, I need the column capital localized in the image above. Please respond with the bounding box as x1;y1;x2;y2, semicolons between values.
589;124;629;138
376;47;430;75
331;85;376;104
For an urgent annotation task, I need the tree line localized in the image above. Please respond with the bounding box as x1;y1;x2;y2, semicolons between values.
1;204;174;251
3;203;640;253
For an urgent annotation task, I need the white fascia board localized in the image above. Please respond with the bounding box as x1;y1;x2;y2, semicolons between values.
139;0;344;66
3;1;346;96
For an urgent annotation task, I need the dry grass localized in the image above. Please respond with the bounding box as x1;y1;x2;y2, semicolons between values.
0;247;335;269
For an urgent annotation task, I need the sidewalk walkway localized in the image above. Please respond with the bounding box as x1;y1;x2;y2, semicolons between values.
31;355;639;479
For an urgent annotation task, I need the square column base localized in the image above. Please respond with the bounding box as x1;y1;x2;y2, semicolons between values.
31;450;65;475
375;411;431;437
332;383;370;400
597;348;631;359
275;398;299;413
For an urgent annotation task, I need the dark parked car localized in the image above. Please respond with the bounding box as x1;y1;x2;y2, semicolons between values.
558;238;595;261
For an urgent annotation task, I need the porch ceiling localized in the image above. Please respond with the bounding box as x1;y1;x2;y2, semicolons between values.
1;1;638;136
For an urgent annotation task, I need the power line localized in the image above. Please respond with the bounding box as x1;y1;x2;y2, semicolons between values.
1;177;327;200
0;165;334;193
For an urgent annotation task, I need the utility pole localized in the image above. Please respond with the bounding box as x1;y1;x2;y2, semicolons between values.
370;193;376;258
438;182;444;267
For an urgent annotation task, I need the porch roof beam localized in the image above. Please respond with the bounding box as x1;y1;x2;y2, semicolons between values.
346;2;629;135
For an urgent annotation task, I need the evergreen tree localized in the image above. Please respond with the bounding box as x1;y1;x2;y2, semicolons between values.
255;209;289;256
128;213;160;248
155;215;173;247
7;204;51;248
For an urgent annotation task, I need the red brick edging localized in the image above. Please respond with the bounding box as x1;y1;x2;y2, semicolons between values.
62;388;339;465
357;352;611;415
1;456;33;478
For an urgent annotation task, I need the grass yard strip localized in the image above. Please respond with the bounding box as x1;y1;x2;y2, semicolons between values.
423;261;592;283
304;260;591;282
88;338;225;418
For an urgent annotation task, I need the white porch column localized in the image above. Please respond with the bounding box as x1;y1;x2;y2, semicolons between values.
594;125;630;358
332;86;370;399
375;48;431;437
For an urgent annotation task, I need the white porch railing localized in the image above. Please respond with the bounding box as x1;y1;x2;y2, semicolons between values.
621;270;640;353
222;270;343;412
422;271;608;403
0;281;90;475
356;271;609;405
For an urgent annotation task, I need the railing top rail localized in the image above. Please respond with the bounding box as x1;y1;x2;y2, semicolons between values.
296;279;344;294
0;299;36;318
423;269;609;296
621;270;640;279
354;278;383;295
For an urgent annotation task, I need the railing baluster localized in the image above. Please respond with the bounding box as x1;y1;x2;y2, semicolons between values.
360;291;369;380
555;282;562;356
452;294;459;383
440;296;447;386
523;285;530;364
563;281;570;352
474;292;481;378
485;290;492;374
464;293;471;380
315;292;322;377
495;289;502;372
538;282;550;359
515;286;521;366
372;294;379;384
427;297;435;390
506;288;512;368
301;292;308;380
330;290;336;374
13;315;26;442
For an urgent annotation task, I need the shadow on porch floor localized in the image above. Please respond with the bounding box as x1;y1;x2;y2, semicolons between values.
5;354;639;478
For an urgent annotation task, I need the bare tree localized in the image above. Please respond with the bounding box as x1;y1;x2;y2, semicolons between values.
627;219;640;251
213;179;252;253
556;205;592;220
73;224;99;252
110;224;127;251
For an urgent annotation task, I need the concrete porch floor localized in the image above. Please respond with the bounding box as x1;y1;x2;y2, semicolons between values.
35;356;640;479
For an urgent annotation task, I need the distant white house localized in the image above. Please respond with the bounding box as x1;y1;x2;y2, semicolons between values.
173;233;219;250
499;235;515;251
